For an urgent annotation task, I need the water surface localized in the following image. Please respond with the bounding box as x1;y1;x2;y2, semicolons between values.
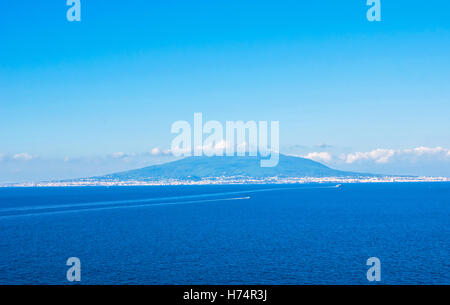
0;183;449;284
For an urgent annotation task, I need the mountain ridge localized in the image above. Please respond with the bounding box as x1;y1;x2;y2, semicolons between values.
94;154;375;181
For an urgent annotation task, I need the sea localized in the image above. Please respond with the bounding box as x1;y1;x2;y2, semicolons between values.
0;183;449;284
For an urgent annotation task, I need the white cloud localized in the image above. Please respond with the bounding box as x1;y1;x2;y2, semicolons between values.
110;152;142;163
195;140;230;155
344;149;395;164
303;152;332;163
215;140;228;150
111;152;127;159
169;140;276;157
150;148;162;155
13;153;34;161
150;147;173;156
201;140;267;156
342;147;450;164
411;146;446;155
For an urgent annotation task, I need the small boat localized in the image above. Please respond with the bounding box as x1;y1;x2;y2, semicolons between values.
335;184;342;188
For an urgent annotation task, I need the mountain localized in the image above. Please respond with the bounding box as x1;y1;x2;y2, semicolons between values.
94;154;374;181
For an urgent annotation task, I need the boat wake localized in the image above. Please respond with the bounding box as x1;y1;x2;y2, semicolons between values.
0;184;338;219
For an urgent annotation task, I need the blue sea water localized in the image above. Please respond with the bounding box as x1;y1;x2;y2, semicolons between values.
0;183;449;285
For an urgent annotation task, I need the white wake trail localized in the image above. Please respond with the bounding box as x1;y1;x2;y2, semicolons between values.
0;184;339;219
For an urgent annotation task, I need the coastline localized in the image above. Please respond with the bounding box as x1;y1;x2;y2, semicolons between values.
2;176;449;187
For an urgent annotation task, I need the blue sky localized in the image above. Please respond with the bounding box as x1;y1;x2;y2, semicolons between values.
1;1;450;182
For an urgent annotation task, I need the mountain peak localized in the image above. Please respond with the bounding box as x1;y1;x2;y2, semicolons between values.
98;153;368;181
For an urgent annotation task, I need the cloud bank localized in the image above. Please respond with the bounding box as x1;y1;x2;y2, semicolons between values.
298;146;450;177
1;146;450;183
299;146;450;165
303;152;332;163
341;147;450;164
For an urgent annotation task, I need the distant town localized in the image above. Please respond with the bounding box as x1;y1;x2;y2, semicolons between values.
2;176;449;187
